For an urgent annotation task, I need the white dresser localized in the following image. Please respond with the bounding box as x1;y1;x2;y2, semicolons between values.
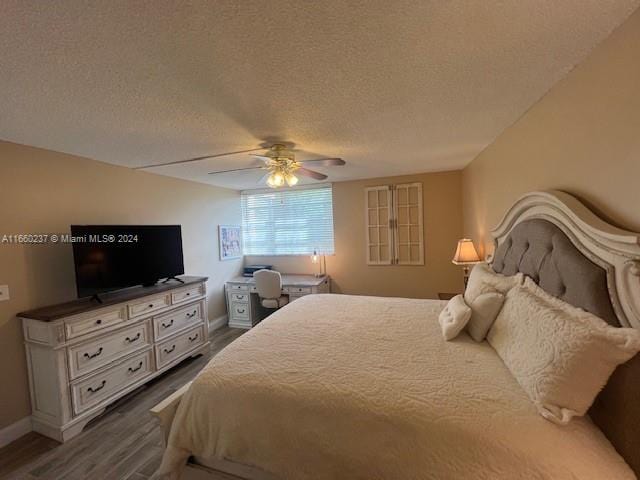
226;274;331;328
18;276;209;442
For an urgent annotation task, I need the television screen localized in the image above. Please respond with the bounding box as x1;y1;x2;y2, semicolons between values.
71;225;184;298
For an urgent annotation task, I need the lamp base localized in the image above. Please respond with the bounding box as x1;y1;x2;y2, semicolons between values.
314;255;327;278
311;253;321;277
463;265;471;289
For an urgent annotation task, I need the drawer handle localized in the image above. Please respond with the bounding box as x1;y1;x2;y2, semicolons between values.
164;345;176;354
188;333;199;342
148;304;154;308
87;380;106;393
234;295;244;300
128;361;144;373
186;292;191;296
125;333;141;343
83;347;103;359
186;310;197;319
237;308;245;314
95;319;102;325
161;319;174;329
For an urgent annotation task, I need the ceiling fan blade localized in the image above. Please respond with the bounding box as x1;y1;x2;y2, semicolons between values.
208;166;266;175
133;147;264;170
258;172;271;185
251;155;273;163
298;158;345;167
296;167;328;180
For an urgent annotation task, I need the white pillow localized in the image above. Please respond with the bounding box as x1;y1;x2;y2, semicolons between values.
487;278;640;425
466;292;505;342
464;263;519;340
438;295;472;341
464;263;522;304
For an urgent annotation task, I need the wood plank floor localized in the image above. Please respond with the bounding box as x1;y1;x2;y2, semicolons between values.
0;326;246;480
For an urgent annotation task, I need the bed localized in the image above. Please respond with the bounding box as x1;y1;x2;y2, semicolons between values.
151;190;640;480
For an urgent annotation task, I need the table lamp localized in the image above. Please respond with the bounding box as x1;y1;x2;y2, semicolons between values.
452;239;481;287
311;250;326;278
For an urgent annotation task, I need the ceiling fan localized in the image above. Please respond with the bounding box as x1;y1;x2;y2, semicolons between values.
207;144;346;188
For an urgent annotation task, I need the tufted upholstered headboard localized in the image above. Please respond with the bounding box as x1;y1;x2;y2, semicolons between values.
492;218;619;326
488;191;640;475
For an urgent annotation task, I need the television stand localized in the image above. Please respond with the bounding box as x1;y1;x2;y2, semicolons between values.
17;276;209;443
162;276;185;284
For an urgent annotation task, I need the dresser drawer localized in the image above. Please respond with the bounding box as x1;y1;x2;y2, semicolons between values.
155;325;205;369
153;302;203;341
228;292;249;304
67;321;151;380
228;284;249;292
65;306;127;341
171;284;205;305
229;303;250;320
286;287;312;294
71;349;153;415
128;294;171;319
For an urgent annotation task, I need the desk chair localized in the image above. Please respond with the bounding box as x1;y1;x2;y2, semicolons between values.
254;270;289;310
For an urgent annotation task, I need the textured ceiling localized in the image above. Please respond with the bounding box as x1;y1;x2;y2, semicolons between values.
1;1;638;190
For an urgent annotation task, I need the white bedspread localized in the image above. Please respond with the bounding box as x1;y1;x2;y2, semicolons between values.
154;294;634;480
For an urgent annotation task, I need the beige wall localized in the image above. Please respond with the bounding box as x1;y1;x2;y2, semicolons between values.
462;8;640;254
0;141;242;429
247;171;465;299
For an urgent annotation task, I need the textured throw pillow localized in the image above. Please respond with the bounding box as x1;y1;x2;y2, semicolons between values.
464;263;518;341
464;262;522;305
438;295;472;341
487;279;640;425
466;292;505;342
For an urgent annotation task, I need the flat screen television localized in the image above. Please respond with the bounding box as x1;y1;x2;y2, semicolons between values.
71;225;184;298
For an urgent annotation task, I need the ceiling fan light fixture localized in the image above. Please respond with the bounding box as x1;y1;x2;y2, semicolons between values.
267;171;285;188
177;143;346;188
285;173;299;186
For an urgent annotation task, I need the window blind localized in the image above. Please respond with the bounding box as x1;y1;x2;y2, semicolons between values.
241;185;335;256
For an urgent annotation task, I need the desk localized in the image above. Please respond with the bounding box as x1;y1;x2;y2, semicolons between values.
226;274;331;329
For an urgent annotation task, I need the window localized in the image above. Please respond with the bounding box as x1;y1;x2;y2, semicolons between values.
241;184;335;256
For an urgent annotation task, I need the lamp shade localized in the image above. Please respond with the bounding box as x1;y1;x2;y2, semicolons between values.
452;239;480;265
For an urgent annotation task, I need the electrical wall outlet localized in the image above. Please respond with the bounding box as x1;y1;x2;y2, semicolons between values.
0;285;9;302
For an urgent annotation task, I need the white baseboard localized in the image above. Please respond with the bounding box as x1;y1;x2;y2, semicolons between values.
0;416;32;448
209;315;228;332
